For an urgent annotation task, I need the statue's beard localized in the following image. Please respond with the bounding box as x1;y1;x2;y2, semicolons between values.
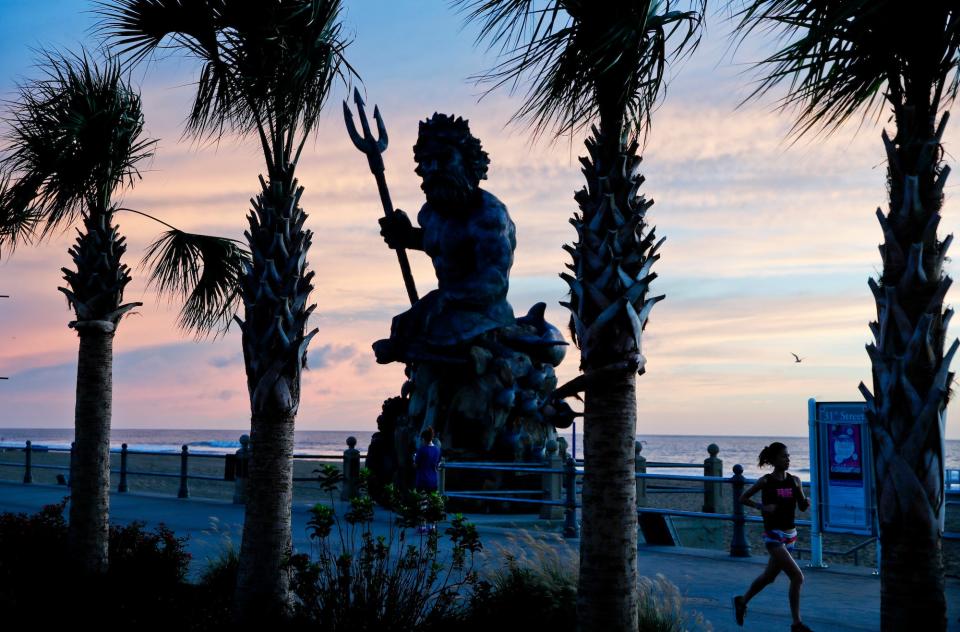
422;173;477;211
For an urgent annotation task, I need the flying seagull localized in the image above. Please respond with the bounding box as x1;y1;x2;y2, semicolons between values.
791;353;804;363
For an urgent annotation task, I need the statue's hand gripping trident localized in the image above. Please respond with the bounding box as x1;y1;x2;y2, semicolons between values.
343;88;419;306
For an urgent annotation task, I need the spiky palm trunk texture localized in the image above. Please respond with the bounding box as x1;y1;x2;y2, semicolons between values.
860;106;955;632
61;207;136;575
234;167;316;622
565;128;663;632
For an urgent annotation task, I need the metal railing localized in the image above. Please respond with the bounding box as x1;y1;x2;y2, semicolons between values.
4;436;956;558
0;436;366;503
439;439;581;537
439;443;959;563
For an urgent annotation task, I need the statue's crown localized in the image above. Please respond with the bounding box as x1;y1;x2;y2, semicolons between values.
417;113;472;140
414;112;490;181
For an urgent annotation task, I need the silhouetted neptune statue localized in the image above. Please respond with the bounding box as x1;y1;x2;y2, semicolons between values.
367;113;572;492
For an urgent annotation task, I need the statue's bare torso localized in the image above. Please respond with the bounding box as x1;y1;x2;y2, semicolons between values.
419;189;516;309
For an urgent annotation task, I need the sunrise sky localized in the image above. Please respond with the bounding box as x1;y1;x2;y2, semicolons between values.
1;1;958;438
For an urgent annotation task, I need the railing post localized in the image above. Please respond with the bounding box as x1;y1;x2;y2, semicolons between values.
233;434;249;505
23;440;32;484
730;464;750;557
68;441;75;488
541;439;563;520
635;441;647;508
340;436;361;501
118;443;128;493
438;457;446;495
563;455;580;538
177;445;190;499
703;443;722;513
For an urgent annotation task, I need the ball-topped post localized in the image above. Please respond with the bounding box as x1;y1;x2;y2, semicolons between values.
541;439;563;520
730;463;750;557
703;443;722;513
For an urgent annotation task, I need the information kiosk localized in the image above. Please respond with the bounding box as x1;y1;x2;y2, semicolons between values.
807;399;878;568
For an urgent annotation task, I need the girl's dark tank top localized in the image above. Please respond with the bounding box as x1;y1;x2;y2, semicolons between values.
761;474;799;531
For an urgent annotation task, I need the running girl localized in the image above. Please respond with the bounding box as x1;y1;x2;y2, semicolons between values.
733;442;812;631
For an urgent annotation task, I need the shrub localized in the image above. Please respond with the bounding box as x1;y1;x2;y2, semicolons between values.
285;467;483;630
0;499;194;626
0;498;69;609
195;518;241;626
107;519;192;624
637;574;712;632
460;531;576;631
109;520;190;585
198;518;241;597
460;531;712;632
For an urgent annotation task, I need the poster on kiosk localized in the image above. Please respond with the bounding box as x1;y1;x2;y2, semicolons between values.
808;400;877;536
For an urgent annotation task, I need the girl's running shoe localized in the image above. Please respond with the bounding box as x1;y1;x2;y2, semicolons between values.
732;595;746;626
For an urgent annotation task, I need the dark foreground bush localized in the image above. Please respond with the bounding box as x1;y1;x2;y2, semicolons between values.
0;499;208;628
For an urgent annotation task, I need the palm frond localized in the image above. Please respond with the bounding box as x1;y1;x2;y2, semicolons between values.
733;0;960;136
459;0;705;140
98;0;235;139
456;0;564;54
0;49;155;239
141;228;251;337
99;0;356;169
96;0;223;63
0;174;43;256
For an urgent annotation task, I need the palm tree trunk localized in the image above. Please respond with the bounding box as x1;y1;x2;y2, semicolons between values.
578;370;638;631
234;412;296;622
881;526;945;629
862;107;953;631
564;123;661;631
61;209;133;575
233;169;317;622
68;327;114;575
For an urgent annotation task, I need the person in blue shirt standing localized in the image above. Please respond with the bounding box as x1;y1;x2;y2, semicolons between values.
414;426;441;492
414;427;441;534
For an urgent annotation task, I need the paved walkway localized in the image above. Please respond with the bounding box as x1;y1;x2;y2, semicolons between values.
1;481;958;631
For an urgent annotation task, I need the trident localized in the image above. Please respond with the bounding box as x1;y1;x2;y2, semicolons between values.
343;88;419;306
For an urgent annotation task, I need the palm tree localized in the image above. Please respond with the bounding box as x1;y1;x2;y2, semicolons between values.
457;2;704;629
99;0;354;620
0;51;245;577
733;2;960;629
0;53;153;576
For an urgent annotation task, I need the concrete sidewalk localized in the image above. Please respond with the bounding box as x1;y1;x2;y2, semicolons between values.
1;481;957;631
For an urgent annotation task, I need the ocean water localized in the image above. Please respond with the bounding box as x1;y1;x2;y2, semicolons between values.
1;427;958;481
0;428;374;457
573;432;960;479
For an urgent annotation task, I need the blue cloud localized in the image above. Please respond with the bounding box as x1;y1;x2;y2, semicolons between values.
209;354;243;369
306;344;358;369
